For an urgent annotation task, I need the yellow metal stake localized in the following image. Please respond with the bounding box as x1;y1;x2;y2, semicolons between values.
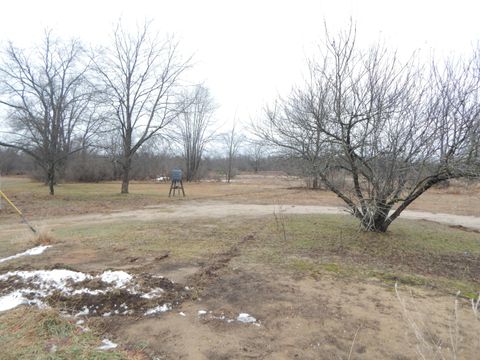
0;190;37;233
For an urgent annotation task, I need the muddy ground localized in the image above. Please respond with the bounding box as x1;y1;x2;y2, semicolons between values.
107;247;479;359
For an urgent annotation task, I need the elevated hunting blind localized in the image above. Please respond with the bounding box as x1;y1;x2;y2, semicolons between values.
169;169;185;197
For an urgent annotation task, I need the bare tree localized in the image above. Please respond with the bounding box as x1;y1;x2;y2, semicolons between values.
173;85;216;181
257;26;480;232
223;122;244;183
93;21;190;193
0;32;96;195
246;140;265;173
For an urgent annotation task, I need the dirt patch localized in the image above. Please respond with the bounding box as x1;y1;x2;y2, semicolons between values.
449;224;480;233
55;274;190;317
112;265;480;359
187;234;256;290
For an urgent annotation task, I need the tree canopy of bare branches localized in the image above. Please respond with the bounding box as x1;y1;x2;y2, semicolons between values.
173;85;216;181
0;32;96;195
93;21;190;193
256;26;480;232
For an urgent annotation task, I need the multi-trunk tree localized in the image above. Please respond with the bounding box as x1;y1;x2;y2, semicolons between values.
257;27;480;232
0;33;97;195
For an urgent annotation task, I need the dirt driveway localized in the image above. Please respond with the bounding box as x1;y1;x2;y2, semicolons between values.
1;201;478;232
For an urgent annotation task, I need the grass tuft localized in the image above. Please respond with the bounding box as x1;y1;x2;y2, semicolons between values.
33;230;55;246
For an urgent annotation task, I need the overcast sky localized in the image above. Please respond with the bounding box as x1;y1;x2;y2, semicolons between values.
1;0;479;128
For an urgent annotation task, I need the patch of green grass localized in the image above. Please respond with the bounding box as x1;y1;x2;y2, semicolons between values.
247;213;480;296
367;270;429;287
289;258;342;275
41;316;76;338
278;214;480;255
320;262;341;273
54;216;264;261
0;308;126;360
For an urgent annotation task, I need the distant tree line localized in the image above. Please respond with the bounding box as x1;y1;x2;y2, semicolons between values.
0;145;308;182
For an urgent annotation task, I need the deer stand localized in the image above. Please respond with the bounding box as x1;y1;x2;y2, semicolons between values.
169;179;185;197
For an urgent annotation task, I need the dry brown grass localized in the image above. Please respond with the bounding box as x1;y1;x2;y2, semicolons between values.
32;230;55;246
2;175;478;221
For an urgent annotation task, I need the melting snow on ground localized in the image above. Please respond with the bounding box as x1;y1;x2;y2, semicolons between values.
141;287;165;299
0;269;91;290
0;290;46;312
237;313;257;323
0;269;186;315
100;271;132;287
0;245;51;264
0;270;92;311
97;339;118;350
144;303;171;316
198;309;260;325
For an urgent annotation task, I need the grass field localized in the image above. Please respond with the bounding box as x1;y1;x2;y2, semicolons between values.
0;175;479;359
1;175;479;218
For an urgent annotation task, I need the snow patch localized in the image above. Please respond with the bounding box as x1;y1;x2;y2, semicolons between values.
0;269;188;316
97;339;118;350
0;290;28;311
196;309;260;325
74;306;90;317
237;313;257;323
140;287;164;299
144;303;171;316
100;271;132;287
0;290;46;312
0;269;91;292
0;245;51;264
71;288;106;296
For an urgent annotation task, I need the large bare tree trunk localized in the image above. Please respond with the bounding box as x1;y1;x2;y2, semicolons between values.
121;157;131;194
47;165;55;196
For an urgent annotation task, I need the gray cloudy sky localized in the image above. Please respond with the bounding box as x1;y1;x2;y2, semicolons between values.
1;0;479;125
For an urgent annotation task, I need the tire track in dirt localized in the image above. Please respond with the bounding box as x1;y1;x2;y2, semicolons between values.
187;233;256;291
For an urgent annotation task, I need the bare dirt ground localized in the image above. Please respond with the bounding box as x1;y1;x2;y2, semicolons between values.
1;175;480;359
114;273;476;360
4;228;476;360
95;238;480;360
0;201;478;237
